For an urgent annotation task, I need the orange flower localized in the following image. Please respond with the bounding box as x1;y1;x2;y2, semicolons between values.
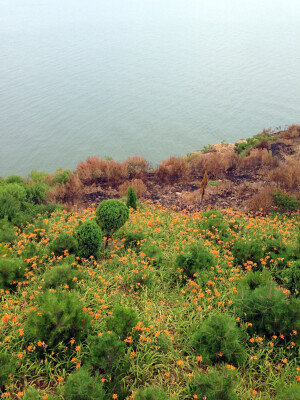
57;376;63;382
176;360;184;365
112;395;118;399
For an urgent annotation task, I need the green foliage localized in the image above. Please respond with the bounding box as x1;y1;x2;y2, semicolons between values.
51;168;71;185
192;312;246;366
275;383;300;400
189;368;238;400
26;182;48;204
273;190;300;213
5;175;25;185
76;220;102;259
0;218;17;244
126;186;137;210
238;270;272;291
25;290;91;349
0;258;25;289
200;210;231;241
123;232;144;250
0;194;21;221
42;264;83;290
64;367;105;400
281;260;300;296
0;351;17;389
23;388;58;400
28;170;48;183
86;332;126;374
96;199;129;240
141;242;163;266
234;280;300;342
106;305;138;341
208;180;219;186
50;232;77;256
232;239;264;269
134;386;169;400
175;244;216;280
0;182;27;201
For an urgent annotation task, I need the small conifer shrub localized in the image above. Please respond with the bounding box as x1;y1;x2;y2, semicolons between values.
86;332;126;375
231;238;264;270
134;386;169;400
281;260;300;296
0;218;17;244
123;232;144;250
189;368;238;400
96;199;129;246
23;388;58;400
0;351;17;389
50;232;77;257
0;258;25;290
42;263;83;290
106;305;138;341
175;244;216;280
275;383;300;400
126;186;138;210
64;367;105;400
25;290;91;349
192;312;246;366
0;194;21;221
76;220;102;259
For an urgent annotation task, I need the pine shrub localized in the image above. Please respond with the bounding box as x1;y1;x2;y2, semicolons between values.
76;220;102;259
134;386;169;400
96;199;129;246
64;367;106;400
106;305;138;341
25;182;48;204
189;368;238;400
275;383;300;400
0;258;25;290
0;194;21;221
126;186;137;210
175;244;216;280
0;351;17;389
0;218;17;244
42;264;83;290
123;232;144;250
23;388;58;400
24;290;91;349
86;332;126;374
192;312;246;366
281;260;300;296
232;238;264;270
50;232;77;256
234;281;300;342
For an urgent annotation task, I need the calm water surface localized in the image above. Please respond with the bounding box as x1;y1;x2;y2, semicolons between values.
1;0;300;176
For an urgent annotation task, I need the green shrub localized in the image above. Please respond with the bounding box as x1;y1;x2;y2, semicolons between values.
106;305;138;341
85;332;126;374
26;182;48;204
0;194;21;221
141;243;163;266
189;368;238;400
51;168;71;185
192;312;246;366
28;170;48;183
134;386;169;400
23;388;58;400
231;238;264;270
126;186;137;210
273;190;300;213
123;232;144;250
0;183;27;201
24;290;91;349
234;281;300;342
0;258;25;289
42;264;83;290
238;270;272;292
275;383;300;400
281;260;300;296
200;210;231;241
175;244;216;280
0;218;17;244
64;367;105;400
5;175;24;185
0;351;17;389
96;199;129;246
76;220;102;259
50;232;77;257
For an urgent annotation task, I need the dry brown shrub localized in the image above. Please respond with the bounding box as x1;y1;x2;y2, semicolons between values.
76;156;107;184
246;185;275;214
268;158;300;190
284;124;300;139
190;151;238;178
105;160;128;186
47;174;83;205
239;149;276;170
118;179;147;197
126;156;148;178
155;157;190;184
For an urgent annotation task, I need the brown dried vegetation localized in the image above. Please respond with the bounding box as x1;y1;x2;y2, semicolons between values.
156;157;190;184
268;158;300;190
118;179;148;197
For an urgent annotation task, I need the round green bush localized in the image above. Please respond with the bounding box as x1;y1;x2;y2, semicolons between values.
64;367;105;400
24;290;91;349
126;186;137;210
189;368;238;400
42;264;83;290
0;258;25;290
134;386;169;400
192;312;246;366
234;281;300;342
175;244;216;280
96;199;129;241
86;332;126;375
76;220;102;259
50;232;77;257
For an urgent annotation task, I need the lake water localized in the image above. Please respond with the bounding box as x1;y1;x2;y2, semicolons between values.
1;0;300;177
